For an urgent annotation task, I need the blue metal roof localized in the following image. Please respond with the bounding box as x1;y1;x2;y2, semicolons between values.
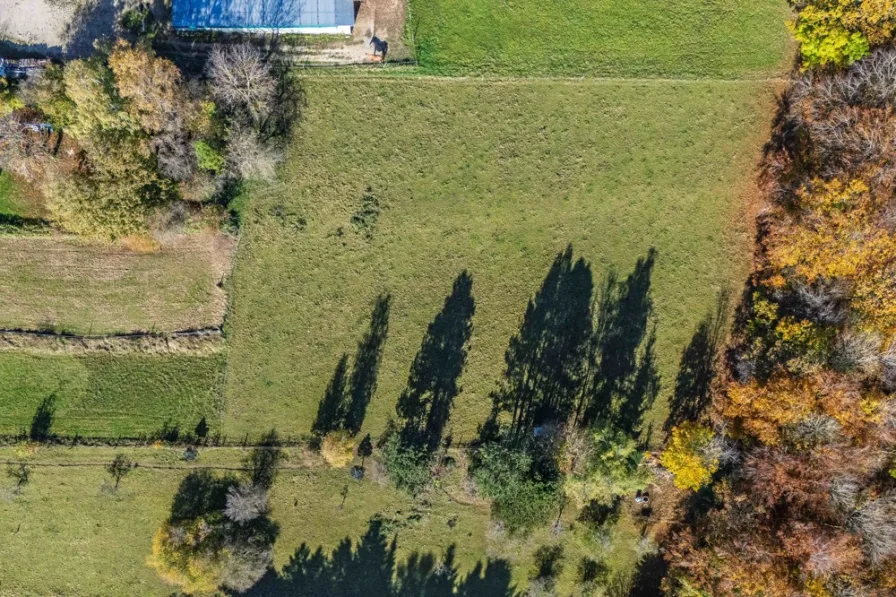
172;0;355;30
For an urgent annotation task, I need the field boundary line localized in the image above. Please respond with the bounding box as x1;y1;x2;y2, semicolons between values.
0;327;225;355
287;70;790;85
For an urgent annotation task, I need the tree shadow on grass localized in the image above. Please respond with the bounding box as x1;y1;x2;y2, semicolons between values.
346;294;392;434
170;469;238;522
490;245;594;439
626;552;668;597
397;271;475;453
312;294;391;437
313;354;351;437
664;290;729;434
577;249;657;434
242;517;516;597
29;394;56;441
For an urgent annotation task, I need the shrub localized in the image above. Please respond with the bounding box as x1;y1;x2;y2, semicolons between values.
472;441;559;532
382;433;431;494
563;427;647;508
321;430;355;468
660;423;718;491
194;139;226;173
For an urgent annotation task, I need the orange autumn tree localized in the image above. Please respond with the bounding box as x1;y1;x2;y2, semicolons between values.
767;177;896;333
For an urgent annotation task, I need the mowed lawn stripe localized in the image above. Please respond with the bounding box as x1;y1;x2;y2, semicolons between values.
408;0;794;77
222;77;776;443
0;353;225;437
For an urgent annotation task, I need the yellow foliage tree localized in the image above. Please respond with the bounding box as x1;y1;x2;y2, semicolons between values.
660;423;718;491
790;0;896;67
842;0;896;45
108;41;198;135
61;59;137;144
767;178;896;334
148;520;225;595
321;430;355;468
723;376;818;445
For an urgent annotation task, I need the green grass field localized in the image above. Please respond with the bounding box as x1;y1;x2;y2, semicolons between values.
0;353;224;437
0;171;40;220
407;0;793;77
222;77;774;442
0;445;645;595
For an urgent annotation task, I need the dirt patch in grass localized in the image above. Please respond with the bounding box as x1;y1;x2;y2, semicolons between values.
0;328;224;355
0;232;236;335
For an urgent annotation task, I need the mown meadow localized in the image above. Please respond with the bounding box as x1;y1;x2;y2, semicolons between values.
223;77;776;443
406;0;793;77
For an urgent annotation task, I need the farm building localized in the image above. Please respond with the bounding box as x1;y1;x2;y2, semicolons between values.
172;0;356;34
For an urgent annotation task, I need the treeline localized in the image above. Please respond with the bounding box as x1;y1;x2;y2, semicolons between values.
660;4;896;595
304;247;662;595
0;41;296;240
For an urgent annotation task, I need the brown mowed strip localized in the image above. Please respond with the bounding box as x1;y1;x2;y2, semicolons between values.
0;233;236;334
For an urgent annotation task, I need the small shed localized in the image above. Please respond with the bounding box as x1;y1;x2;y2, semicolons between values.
172;0;356;34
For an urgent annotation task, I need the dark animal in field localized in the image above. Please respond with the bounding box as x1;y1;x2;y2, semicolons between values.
370;36;389;60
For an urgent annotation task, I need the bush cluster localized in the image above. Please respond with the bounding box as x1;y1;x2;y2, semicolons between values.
0;41;292;240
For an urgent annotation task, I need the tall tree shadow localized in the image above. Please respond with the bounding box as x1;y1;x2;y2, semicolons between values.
627;552;668;597
491;245;594;439
346;294;392;434
313;354;350;437
312;294;391;436
615;323;660;437
29;394;56;441
664;290;729;433
577;249;657;433
397;272;475;453
242;517;516;597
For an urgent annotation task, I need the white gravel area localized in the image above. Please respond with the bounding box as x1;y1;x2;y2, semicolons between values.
0;0;121;56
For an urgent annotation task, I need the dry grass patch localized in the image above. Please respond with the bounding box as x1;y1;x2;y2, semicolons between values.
0;232;235;335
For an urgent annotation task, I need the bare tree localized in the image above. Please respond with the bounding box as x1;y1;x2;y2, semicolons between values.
788;413;841;448
850;491;896;563
221;541;274;591
829;476;860;512
226;125;280;181
207;44;276;124
224;483;268;523
881;341;896;392
0;113;51;182
831;330;882;375
106;454;135;490
794;279;847;325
